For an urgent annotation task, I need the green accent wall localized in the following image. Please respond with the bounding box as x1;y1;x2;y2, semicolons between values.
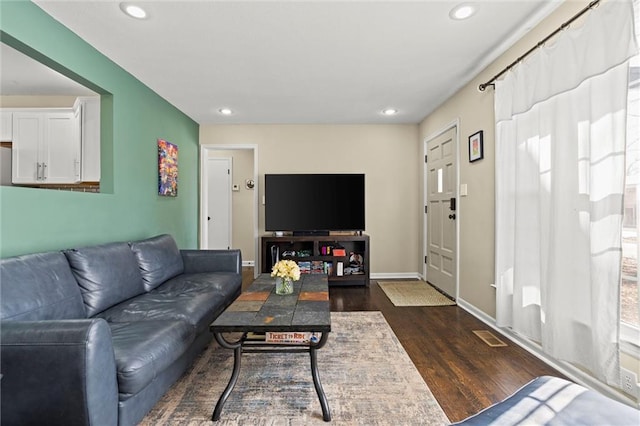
0;1;200;257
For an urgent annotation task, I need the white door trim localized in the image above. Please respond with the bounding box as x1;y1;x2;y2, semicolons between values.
200;144;259;278
423;119;460;300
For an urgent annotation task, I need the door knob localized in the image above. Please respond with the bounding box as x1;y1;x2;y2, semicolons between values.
448;214;456;220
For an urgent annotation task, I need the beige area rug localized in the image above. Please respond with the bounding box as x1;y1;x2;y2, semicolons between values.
378;281;456;307
140;311;449;425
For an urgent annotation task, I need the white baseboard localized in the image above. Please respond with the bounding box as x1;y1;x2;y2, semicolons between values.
456;298;638;408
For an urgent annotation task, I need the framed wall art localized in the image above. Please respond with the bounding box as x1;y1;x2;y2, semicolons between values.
158;139;178;196
468;130;484;163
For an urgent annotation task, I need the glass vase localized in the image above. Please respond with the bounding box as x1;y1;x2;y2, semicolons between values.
275;276;294;295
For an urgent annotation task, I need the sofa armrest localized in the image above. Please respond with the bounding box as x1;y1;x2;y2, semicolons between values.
180;249;242;274
1;319;119;426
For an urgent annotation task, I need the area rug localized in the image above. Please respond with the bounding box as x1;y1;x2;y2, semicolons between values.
378;281;456;307
140;311;449;425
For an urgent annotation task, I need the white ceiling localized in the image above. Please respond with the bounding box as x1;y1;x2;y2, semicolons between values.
26;0;561;124
0;42;98;97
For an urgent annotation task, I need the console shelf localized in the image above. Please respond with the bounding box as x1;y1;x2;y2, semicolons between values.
261;234;370;287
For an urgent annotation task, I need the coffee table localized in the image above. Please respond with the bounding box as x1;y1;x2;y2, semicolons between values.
209;273;332;422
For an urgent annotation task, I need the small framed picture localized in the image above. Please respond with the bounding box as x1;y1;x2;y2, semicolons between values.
468;130;484;163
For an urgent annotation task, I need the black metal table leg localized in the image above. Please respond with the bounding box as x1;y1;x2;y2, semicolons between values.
310;333;331;421
212;331;331;422
212;333;244;421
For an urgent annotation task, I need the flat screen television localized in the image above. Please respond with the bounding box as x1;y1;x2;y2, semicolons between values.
265;173;365;234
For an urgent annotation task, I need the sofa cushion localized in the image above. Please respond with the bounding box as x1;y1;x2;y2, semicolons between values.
129;234;184;291
64;242;146;317
109;320;195;398
0;252;86;321
95;272;241;334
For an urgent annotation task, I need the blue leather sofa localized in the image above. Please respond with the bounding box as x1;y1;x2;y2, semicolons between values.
0;234;242;426
452;375;640;425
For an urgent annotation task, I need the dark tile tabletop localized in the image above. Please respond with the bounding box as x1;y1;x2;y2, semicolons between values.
210;273;331;333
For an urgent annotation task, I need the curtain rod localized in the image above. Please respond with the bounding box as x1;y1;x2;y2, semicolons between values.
478;0;600;92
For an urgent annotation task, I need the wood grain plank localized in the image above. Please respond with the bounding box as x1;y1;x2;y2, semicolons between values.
241;269;564;422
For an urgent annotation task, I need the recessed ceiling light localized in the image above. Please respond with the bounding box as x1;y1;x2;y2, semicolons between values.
218;108;233;116
120;3;148;19
449;3;476;20
382;108;398;116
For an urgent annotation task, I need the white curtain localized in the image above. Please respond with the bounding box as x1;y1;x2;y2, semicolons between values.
495;0;638;385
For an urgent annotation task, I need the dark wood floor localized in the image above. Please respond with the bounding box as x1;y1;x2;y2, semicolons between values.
242;269;564;422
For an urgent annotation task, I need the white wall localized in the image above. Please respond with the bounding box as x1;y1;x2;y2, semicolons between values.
200;124;420;276
419;0;589;318
0;95;77;108
419;0;640;389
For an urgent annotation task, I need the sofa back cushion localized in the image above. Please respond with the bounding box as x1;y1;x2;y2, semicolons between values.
129;234;184;291
64;242;145;317
0;252;86;321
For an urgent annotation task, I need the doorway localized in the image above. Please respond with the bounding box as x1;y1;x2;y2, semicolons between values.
424;123;458;299
200;145;259;277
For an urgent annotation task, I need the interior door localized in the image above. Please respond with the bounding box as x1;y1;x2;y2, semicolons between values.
207;157;232;249
426;127;457;297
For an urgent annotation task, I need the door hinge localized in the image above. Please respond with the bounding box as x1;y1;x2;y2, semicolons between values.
227;169;230;174
425;155;428;163
425;206;428;214
424;255;427;264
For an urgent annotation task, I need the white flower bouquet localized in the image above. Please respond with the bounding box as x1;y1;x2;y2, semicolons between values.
271;259;300;294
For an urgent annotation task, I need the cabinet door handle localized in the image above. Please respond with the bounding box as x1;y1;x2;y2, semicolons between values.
37;162;42;181
42;162;47;180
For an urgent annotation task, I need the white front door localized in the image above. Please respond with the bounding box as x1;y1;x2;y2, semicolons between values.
206;157;232;249
425;127;457;298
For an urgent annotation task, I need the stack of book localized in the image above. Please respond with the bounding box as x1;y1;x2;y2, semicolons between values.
295;261;334;275
298;261;311;274
311;261;324;274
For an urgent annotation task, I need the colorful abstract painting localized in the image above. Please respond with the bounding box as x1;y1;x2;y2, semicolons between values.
158;139;178;197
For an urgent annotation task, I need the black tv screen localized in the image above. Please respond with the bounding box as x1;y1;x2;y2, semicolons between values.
265;174;365;233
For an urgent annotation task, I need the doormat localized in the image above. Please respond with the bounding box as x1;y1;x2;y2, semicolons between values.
472;330;508;347
377;281;456;307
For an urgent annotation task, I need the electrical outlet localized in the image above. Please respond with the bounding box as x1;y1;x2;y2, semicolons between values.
621;368;639;399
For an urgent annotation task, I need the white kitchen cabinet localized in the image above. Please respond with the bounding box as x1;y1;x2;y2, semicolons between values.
11;109;81;184
74;97;100;182
0;111;12;141
11;112;41;183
